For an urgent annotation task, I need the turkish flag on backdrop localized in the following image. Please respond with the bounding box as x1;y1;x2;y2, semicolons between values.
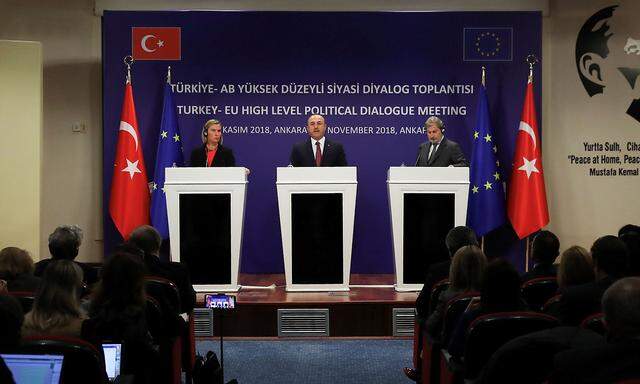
506;78;549;239
132;27;181;60
109;82;150;239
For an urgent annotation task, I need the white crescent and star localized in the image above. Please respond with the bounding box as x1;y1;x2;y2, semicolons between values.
141;34;165;53
121;158;142;179
119;121;139;150
518;157;540;179
518;121;537;149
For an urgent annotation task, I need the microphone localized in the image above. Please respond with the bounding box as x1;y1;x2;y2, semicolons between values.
414;145;424;166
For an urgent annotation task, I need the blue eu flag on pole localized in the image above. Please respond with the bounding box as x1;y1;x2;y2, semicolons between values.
467;83;506;236
151;80;184;238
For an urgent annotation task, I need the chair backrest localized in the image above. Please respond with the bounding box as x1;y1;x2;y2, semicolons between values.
463;311;560;380
144;295;165;341
522;277;559;312
8;291;36;314
440;292;479;345
19;335;108;384
542;293;563;314
580;312;607;336
429;279;450;315
145;276;181;316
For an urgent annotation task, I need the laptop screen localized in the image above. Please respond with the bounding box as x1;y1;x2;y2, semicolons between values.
101;343;122;380
1;354;63;384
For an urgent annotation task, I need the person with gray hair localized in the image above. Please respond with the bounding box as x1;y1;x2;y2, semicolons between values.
415;116;468;167
552;277;640;383
34;225;98;285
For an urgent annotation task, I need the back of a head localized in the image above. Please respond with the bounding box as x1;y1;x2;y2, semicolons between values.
48;225;83;260
557;246;595;288
29;260;84;329
591;235;629;279
0;247;34;279
481;259;522;312
531;230;560;264
602;277;640;340
92;252;146;314
127;225;162;256
445;226;479;258
620;232;640;276
449;245;487;291
618;224;640;237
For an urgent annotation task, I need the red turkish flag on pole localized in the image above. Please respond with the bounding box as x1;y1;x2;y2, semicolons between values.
507;75;549;239
109;80;150;239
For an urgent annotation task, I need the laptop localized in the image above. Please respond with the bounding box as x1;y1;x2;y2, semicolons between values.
1;353;63;384
101;343;122;382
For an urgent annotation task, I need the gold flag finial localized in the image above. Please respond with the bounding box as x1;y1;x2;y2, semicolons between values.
481;66;486;87
526;54;539;83
167;66;172;84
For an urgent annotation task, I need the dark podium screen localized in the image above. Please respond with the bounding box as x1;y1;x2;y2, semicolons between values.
291;193;343;284
403;193;455;284
179;193;231;285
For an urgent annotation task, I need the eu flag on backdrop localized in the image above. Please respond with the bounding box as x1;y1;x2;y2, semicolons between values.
150;81;184;238
467;84;506;237
463;27;513;61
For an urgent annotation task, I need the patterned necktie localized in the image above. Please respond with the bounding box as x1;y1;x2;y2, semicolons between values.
315;141;322;167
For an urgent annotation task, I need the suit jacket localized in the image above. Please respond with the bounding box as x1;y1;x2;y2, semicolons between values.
189;144;236;167
553;277;615;326
143;254;196;314
289;138;347;167
415;259;451;321
34;258;99;286
5;273;41;292
552;338;640;384
415;137;468;167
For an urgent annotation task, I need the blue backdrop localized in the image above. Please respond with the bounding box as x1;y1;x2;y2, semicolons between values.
102;11;542;273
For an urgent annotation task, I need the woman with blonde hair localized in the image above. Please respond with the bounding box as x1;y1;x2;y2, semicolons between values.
22;260;86;337
557;245;595;290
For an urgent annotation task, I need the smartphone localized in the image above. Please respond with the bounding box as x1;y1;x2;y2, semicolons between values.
205;293;236;309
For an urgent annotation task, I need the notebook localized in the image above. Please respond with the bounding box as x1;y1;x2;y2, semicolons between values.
1;353;63;384
101;343;122;381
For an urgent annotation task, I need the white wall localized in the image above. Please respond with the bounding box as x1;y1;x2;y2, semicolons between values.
0;40;42;258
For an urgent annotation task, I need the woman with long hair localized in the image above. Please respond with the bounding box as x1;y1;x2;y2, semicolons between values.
22;260;85;337
557;246;595;290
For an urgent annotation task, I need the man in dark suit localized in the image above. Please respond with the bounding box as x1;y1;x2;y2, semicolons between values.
289;114;347;167
553;235;629;325
522;230;560;283
128;225;196;314
34;225;99;286
552;277;640;383
415;116;468;167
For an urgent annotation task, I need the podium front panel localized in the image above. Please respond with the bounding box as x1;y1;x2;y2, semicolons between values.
403;193;455;284
291;193;343;284
179;193;231;285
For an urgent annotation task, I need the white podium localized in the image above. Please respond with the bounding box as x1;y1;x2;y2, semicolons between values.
165;167;247;292
276;167;357;292
387;167;469;291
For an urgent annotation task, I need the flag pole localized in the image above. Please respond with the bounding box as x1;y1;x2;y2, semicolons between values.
523;54;538;273
480;65;486;252
525;236;530;272
124;55;134;84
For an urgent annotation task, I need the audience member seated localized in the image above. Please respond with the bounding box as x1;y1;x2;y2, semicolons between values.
557;245;595;291
618;224;640;237
448;259;525;360
552;277;640;383
0;247;41;292
0;293;24;351
34;225;99;286
404;245;487;381
87;251;160;383
22;260;87;338
522;230;559;283
127;225;196;314
620;231;640;277
415;226;479;321
426;245;487;339
554;235;629;325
